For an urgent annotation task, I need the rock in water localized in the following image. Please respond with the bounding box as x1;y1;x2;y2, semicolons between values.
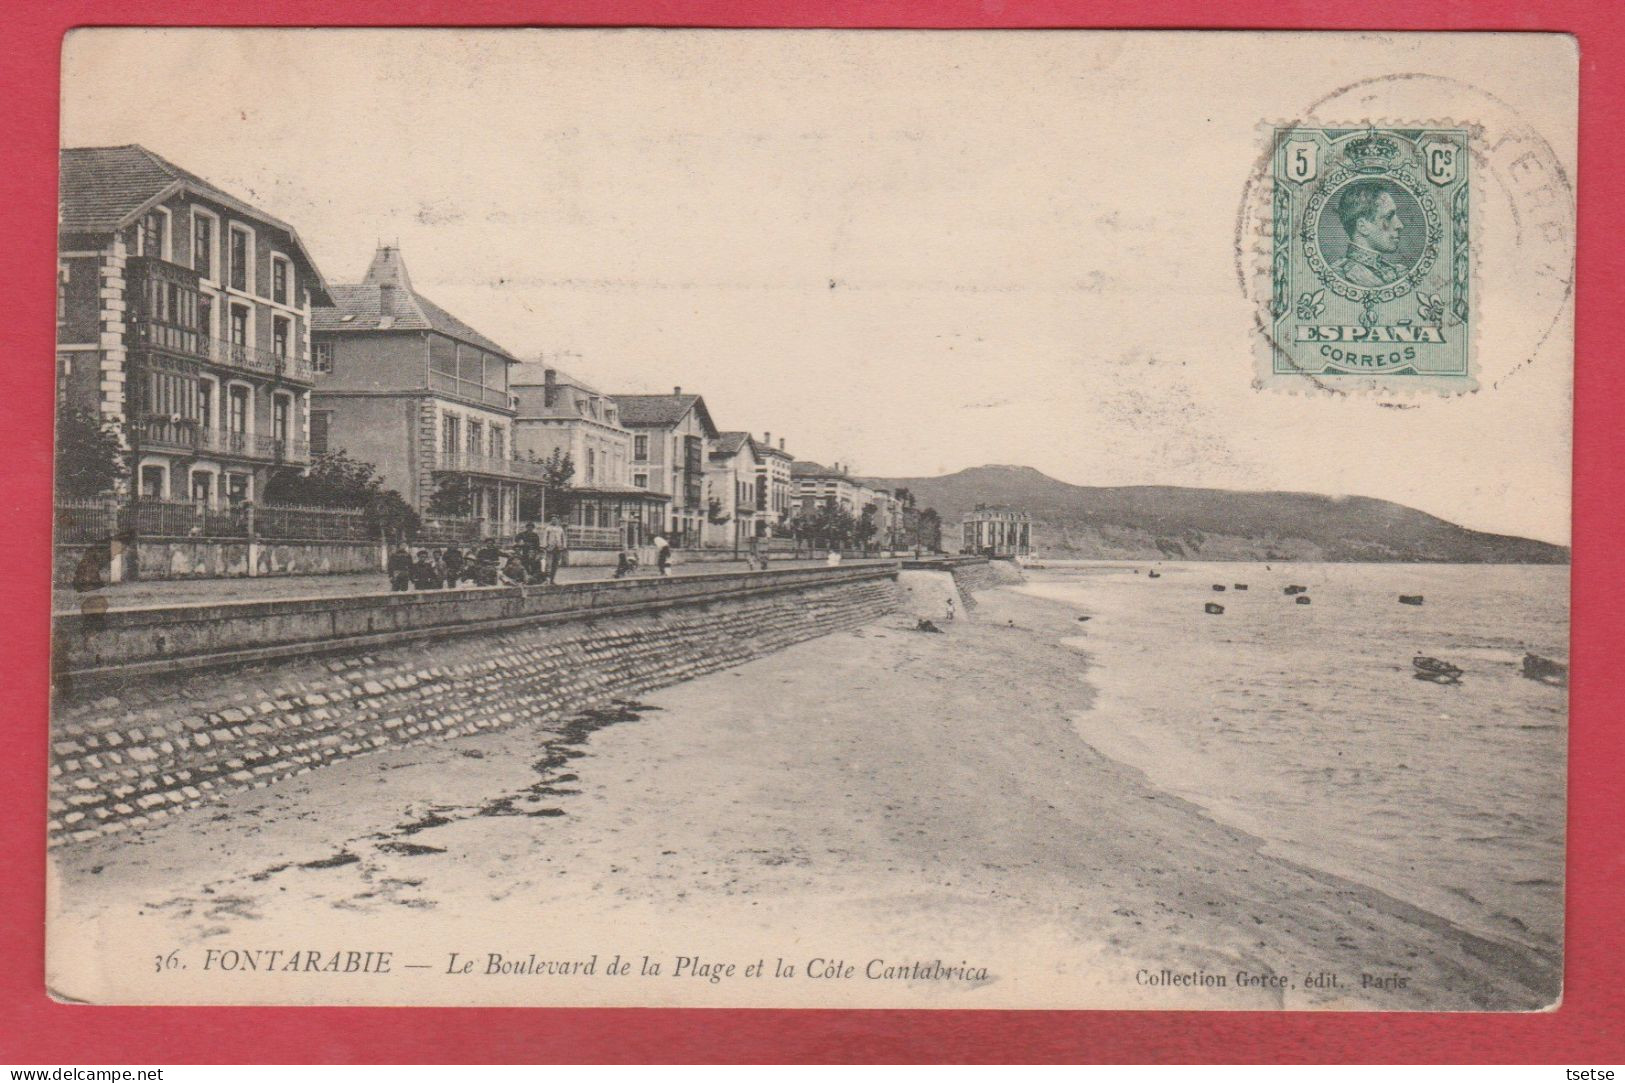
1212;584;1227;592
1205;602;1225;615
1413;656;1464;684
1234;584;1249;590
1295;596;1312;605
1399;595;1425;606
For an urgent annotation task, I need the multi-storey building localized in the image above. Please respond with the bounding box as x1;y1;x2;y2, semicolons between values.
790;460;861;516
962;505;1033;557
58;145;332;506
752;431;796;537
310;246;540;532
511;364;667;547
610;390;719;548
705;432;764;550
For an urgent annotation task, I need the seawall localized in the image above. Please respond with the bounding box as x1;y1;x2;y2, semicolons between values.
49;565;900;844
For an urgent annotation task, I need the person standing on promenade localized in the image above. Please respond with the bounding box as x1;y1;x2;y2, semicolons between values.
473;537;503;586
387;545;413;592
653;532;672;576
442;546;465;585
542;516;568;584
409;549;443;591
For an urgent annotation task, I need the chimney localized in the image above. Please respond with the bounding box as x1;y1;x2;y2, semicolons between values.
779;437;785;451
763;431;772;447
673;386;682;396
543;368;557;409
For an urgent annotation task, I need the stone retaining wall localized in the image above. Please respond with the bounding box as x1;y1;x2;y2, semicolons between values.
945;558;1024;609
49;569;900;844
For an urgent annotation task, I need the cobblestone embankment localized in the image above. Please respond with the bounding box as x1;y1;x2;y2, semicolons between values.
49;569;899;844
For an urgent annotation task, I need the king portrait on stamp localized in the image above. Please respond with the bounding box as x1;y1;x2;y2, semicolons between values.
1331;180;1408;287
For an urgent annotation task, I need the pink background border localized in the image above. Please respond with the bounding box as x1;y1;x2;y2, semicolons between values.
2;1;1619;1063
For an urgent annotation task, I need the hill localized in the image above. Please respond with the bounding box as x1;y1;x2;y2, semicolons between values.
866;465;1568;564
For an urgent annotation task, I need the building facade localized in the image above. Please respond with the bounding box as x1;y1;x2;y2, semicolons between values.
962;505;1033;557
752;431;796;537
705;432;764;550
511;364;667;547
791;460;860;516
610;390;719;548
58;145;332;507
310;246;540;533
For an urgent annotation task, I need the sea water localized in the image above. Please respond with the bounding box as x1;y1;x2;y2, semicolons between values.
1019;562;1568;960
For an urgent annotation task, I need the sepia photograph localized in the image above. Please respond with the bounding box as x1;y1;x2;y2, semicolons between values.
45;28;1574;1012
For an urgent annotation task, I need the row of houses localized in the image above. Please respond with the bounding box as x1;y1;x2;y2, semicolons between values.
56;145;918;552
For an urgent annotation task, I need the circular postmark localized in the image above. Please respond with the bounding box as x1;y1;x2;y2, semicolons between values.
1236;74;1575;398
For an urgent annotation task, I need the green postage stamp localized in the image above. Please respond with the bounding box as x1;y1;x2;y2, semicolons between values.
1268;126;1471;387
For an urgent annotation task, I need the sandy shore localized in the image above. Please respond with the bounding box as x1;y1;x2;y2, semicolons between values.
48;581;1556;1010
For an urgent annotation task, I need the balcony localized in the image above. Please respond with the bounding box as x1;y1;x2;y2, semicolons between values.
429;371;515;411
428;450;549;482
129;322;316;384
134;418;309;464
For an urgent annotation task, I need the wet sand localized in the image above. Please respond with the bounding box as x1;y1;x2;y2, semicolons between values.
48;584;1557;1010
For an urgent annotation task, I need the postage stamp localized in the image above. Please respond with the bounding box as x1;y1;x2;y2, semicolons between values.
1267;126;1471;387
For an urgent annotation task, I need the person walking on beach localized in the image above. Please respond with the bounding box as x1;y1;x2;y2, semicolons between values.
653;532;672;576
946;596;956;622
387;544;413;592
542;516;568;584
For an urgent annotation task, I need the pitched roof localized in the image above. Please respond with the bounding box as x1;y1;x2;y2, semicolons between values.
311;246;519;363
509;363;602;394
59;145;331;304
711;431;755;457
791;459;844;479
608;394;719;438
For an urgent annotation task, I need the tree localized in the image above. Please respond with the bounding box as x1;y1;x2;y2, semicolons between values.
263;450;420;541
426;474;475;518
854;504;879;552
524;448;575;518
917;507;943;552
55;407;127;499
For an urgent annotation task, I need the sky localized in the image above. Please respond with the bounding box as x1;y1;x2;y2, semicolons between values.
61;30;1576;543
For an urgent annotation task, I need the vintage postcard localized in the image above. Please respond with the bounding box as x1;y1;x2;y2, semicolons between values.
46;29;1574;1011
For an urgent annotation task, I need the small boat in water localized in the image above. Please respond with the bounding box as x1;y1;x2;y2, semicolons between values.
1413;656;1464;684
1521;653;1567;687
1398;595;1424;606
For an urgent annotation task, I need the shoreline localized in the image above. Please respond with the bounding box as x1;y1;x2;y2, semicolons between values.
48;582;1557;1010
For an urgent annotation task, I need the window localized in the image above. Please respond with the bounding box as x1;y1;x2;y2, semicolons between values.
442;414;460;455
198;295;213;339
310;410;331;455
193;214;213;279
272;316;290;359
140;210;167;260
56;265;68;326
140;465;166;499
228;386;250;434
190;471;214;507
634;434;648;461
633;473;648;489
228;226;250;292
272;395;291;444
197;380;214;430
229;304;249;350
271;257;290;305
467;419;483;455
489;427;504;460
312;341;334;374
226;473;249;506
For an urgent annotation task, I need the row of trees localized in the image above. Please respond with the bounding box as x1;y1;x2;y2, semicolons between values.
784;501;942;552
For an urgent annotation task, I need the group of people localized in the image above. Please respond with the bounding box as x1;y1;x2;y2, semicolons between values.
387;518;569;592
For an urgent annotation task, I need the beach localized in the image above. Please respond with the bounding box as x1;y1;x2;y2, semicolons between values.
48;572;1561;1010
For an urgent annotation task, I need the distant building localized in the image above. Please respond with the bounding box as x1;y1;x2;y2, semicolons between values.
511;364;668;547
58;145;333;507
610;389;720;548
753;432;796;537
791;460;860;515
706;432;764;550
962;505;1032;557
